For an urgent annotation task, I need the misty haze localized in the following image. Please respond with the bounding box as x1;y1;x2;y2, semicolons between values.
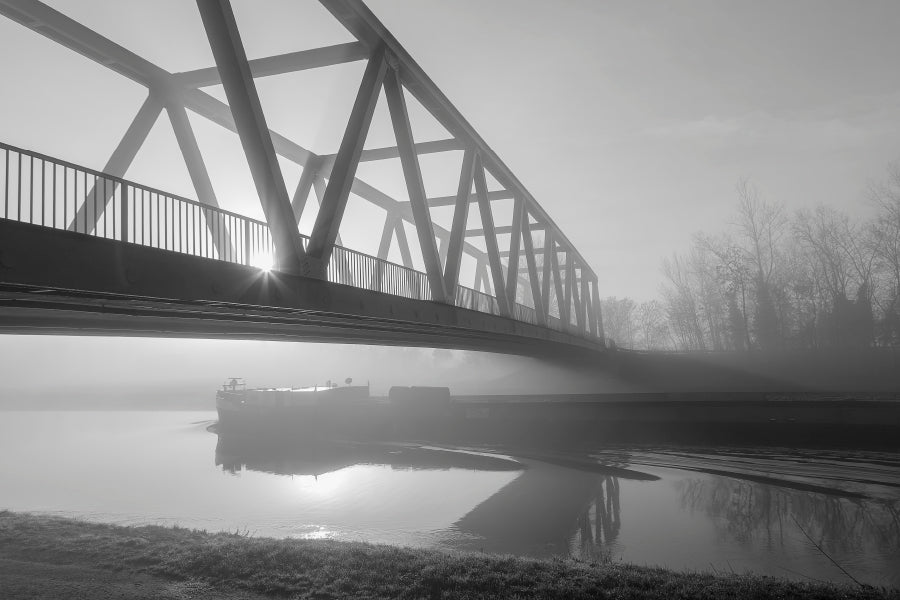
1;1;898;599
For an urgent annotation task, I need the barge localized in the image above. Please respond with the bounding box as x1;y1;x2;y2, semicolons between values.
215;379;453;440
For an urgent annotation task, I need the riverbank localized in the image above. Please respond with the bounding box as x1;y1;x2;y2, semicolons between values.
1;511;896;600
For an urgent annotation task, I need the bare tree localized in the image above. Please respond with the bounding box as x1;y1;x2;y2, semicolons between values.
661;254;706;350
869;163;900;343
637;300;672;350
696;233;752;351
732;180;787;349
794;206;876;347
599;297;638;349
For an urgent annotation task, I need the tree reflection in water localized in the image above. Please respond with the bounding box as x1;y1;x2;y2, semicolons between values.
677;476;900;586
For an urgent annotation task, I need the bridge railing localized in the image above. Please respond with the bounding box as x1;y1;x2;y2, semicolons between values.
327;243;431;301
1;141;593;338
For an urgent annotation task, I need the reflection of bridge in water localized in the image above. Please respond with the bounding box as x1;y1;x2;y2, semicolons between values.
212;435;900;584
571;476;622;559
214;434;643;557
0;0;605;357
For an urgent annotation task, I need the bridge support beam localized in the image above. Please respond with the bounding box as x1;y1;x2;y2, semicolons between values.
306;46;387;277
564;253;574;328
541;230;554;321
592;275;604;342
291;156;321;226
582;273;593;336
165;99;235;259
443;147;475;295
474;155;510;317
521;212;545;325
384;63;448;304
551;241;567;325
196;0;306;274
505;196;524;308
67;95;161;232
572;263;585;332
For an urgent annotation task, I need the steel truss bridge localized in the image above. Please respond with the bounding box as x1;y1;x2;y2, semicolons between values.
0;0;606;357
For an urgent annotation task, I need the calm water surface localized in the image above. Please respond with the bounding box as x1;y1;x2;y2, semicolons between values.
1;411;898;587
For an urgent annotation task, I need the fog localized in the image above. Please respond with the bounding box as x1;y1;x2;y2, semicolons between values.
0;335;634;410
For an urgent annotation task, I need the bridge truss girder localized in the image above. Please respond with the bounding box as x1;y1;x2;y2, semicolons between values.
0;0;604;341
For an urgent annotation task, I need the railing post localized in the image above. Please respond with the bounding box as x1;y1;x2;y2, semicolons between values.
243;219;251;266
120;182;129;243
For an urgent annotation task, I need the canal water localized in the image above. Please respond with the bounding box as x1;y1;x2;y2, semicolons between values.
0;411;898;587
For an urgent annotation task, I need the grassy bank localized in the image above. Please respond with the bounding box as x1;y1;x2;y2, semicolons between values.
0;511;896;599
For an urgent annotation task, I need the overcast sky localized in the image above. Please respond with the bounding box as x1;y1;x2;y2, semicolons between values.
1;1;898;390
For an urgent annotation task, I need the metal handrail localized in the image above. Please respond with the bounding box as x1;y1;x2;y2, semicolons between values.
1;141;595;339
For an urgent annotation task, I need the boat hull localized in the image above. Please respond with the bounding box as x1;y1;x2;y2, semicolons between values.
216;386;386;440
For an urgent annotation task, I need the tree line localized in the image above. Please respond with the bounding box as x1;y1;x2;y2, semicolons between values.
601;165;900;351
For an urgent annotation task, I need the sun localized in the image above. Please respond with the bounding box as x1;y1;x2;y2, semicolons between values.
249;252;274;272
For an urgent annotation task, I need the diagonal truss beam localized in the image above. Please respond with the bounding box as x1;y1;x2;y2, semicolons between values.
67;95;161;232
384;63;447;303
550;240;567;325
165;98;235;257
443;147;475;293
306;46;387;272
196;0;306;273
474;154;510;317
291;156;321;226
520;210;545;324
505;196;524;308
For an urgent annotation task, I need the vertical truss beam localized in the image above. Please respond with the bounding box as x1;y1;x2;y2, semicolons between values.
551;241;567;325
582;272;593;336
384;64;447;303
306;46;387;273
474;155;510;317
196;0;305;273
521;212;545;324
505;196;524;308
442;147;475;294
592;275;604;341
68;95;161;231
564;251;574;327
541;230;553;320
572;263;585;331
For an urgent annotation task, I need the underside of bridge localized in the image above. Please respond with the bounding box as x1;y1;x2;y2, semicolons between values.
0;220;600;358
0;0;606;357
